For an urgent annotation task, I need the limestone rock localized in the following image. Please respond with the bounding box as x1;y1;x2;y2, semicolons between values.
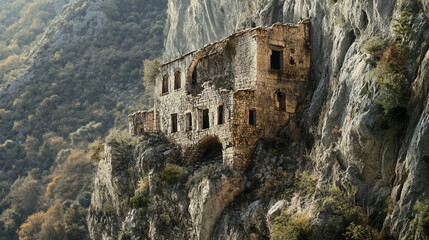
188;172;244;240
162;0;429;239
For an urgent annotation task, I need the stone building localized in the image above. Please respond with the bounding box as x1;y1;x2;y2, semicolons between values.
129;20;311;170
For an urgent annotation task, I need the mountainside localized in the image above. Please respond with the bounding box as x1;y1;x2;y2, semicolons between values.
88;0;429;239
0;0;167;238
165;0;429;238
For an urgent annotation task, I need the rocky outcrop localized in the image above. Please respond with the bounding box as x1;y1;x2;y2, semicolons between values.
162;0;429;239
88;134;245;239
188;172;243;240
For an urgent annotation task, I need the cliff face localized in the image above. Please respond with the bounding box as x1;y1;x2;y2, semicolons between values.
88;0;429;239
88;134;244;240
164;0;429;238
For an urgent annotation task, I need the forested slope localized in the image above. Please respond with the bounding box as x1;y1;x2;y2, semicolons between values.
0;0;166;238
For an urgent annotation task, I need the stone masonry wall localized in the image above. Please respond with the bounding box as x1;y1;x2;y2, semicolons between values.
231;22;311;170
130;22;310;170
128;110;154;135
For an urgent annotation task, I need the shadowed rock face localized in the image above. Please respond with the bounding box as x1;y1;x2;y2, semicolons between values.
164;0;429;239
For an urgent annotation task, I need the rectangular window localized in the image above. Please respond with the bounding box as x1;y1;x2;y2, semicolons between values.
186;112;192;131
249;109;256;125
174;71;181;90
270;50;282;70
218;105;224;125
171;114;177;133
203;109;209;129
162;75;169;94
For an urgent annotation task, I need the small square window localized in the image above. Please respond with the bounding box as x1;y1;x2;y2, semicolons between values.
271;50;283;70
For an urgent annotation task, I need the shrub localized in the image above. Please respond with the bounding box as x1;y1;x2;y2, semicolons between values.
159;163;185;184
392;8;415;45
142;58;161;93
362;36;386;56
256;170;293;199
322;186;364;224
88;139;104;163
344;222;383;240
271;213;314;240
129;193;149;210
374;61;410;117
185;164;232;188
294;170;317;195
319;185;383;238
412;197;429;238
372;42;410;121
101;202;116;216
159;212;171;225
385;196;394;215
135;175;149;194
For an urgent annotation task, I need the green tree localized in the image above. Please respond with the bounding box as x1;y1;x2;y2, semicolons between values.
393;9;415;45
142;58;162;93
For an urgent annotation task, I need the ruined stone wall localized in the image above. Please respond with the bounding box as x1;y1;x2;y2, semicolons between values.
153;30;262;166
128;110;154;135
134;23;310;170
155;47;237;164
186;30;258;94
254;22;310;136
232;31;258;91
157;82;234;164
231;90;258;170
231;22;311;170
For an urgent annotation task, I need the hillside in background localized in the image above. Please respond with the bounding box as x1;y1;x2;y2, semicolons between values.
0;0;166;238
0;0;70;86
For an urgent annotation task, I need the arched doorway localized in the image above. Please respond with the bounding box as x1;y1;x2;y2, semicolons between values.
193;136;223;163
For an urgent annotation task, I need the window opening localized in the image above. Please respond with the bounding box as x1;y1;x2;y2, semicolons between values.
162;75;168;94
171;114;177;133
174;71;181;90
203;109;209;129
249;110;256;125
289;57;296;65
191;67;197;88
277;92;286;112
218;105;224;125
271;50;282;70
186;113;192;131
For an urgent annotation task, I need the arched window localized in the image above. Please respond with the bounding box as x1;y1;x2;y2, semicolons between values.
277;92;286;112
174;71;181;90
162;75;168;94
